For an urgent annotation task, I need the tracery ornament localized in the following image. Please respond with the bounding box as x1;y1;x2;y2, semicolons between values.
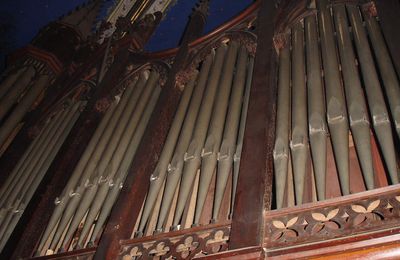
264;186;400;249
119;223;231;259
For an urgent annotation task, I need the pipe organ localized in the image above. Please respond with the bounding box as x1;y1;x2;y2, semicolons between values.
0;0;399;259
273;0;399;209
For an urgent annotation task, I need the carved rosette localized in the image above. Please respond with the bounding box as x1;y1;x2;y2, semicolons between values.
265;188;400;249
119;224;231;259
361;1;378;18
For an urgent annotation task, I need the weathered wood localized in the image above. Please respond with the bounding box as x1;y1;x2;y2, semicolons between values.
229;0;277;249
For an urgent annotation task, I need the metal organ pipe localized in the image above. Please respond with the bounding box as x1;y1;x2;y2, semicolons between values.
318;0;350;195
362;9;400;139
305;15;328;200
153;53;214;233
347;5;399;184
0;101;84;251
80;82;162;247
58;71;160;249
137;71;198;235
0;67;26;100
195;41;239;224
333;5;375;189
0;66;36;122
213;45;248;220
35;100;117;254
273;37;291;209
0;73;49;149
232;56;254;212
172;44;227;228
290;22;308;205
49;73;151;250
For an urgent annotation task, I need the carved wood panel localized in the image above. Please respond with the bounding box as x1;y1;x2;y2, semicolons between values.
264;185;400;249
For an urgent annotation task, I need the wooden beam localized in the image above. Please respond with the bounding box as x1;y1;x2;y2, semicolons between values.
229;0;277;249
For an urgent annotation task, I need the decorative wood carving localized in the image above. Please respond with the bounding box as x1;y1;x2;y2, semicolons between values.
264;185;400;249
119;223;231;260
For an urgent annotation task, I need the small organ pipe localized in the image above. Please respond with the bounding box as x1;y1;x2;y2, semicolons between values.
0;66;36;122
290;22;308;205
0;67;26;100
347;5;399;184
153;53;214;233
273;38;291;209
333;5;375;189
318;0;350;195
35;101;117;254
137;72;198;234
213;45;248;220
305;15;328;200
173;44;227;228
0;74;49;149
363;10;400;139
232;56;254;212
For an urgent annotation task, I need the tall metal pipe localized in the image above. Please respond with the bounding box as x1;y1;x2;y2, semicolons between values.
347;5;399;184
0;102;81;239
333;5;375;189
0;73;49;148
213;45;248;220
57;72;159;249
232;56;254;212
39;75;141;252
290;22;308;205
0;66;36;122
152;52;215;234
0;110;58;205
305;15;328;200
0;102;83;251
363;9;400;139
318;0;350;195
49;74;149;250
0;67;26;100
173;44;227;228
35;100;117;254
80;84;161;247
137;72;198;234
273;37;291;209
0;98;66;211
195;41;239;224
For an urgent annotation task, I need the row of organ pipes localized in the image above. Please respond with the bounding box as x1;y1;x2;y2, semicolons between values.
273;0;400;209
136;40;254;237
0;65;51;154
33;38;255;255
0;99;86;252
36;68;162;255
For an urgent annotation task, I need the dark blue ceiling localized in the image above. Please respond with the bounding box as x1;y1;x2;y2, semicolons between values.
0;0;254;70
